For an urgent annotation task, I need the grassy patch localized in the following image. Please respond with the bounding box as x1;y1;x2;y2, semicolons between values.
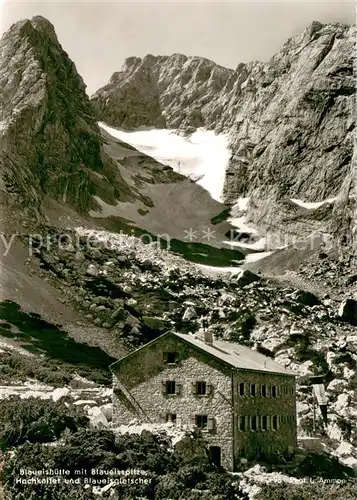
0;300;115;385
95;216;245;267
168;238;244;267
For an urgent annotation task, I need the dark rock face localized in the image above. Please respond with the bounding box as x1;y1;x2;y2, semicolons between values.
92;56;167;129
292;290;321;307
0;16;104;223
234;270;260;287
339;299;357;326
92;22;356;222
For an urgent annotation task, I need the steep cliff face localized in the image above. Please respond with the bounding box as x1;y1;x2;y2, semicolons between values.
0;16;239;253
92;22;356;217
0;16;104;226
91;53;233;131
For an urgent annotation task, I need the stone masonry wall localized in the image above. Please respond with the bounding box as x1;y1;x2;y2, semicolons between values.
233;370;297;464
112;333;235;470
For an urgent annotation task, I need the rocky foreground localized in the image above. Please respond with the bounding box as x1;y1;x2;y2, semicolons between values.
0;227;349;470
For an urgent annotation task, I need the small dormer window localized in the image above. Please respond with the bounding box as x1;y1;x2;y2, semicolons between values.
165;352;177;364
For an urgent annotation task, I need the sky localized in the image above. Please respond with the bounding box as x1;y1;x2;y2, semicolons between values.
1;1;355;95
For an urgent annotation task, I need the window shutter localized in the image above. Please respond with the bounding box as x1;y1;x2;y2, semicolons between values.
267;415;271;430
161;413;167;423
207;417;215;431
161;381;166;395
176;416;182;427
191;382;197;394
207;384;213;395
191;415;196;427
175;383;181;395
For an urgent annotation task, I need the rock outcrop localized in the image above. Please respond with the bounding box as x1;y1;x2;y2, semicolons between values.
0;17;238;251
92;21;356;236
0;16;105;226
339;298;357;326
91;54;232;131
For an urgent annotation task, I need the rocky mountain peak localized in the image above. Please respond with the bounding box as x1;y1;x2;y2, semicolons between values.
91;53;233;131
0;16;103;228
92;21;356;240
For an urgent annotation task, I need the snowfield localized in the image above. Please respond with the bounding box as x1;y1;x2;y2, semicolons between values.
290;197;338;209
99;122;231;202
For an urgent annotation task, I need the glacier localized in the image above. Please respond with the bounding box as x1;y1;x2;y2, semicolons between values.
99;122;231;203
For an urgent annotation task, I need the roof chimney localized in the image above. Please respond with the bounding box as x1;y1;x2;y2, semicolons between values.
204;330;213;346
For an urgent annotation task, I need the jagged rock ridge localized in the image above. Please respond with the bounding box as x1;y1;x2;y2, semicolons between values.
92;21;356;226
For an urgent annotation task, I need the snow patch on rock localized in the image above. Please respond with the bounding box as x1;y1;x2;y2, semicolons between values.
290;197;338;209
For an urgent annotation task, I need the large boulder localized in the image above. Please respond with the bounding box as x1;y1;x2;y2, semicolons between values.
338;299;357;326
86;264;99;277
99;403;113;422
335;441;357;459
333;393;351;415
52;387;70;402
235;270;260;287
88;406;109;427
326;422;343;442
327;379;348;392
291;290;320;307
182;306;197;322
